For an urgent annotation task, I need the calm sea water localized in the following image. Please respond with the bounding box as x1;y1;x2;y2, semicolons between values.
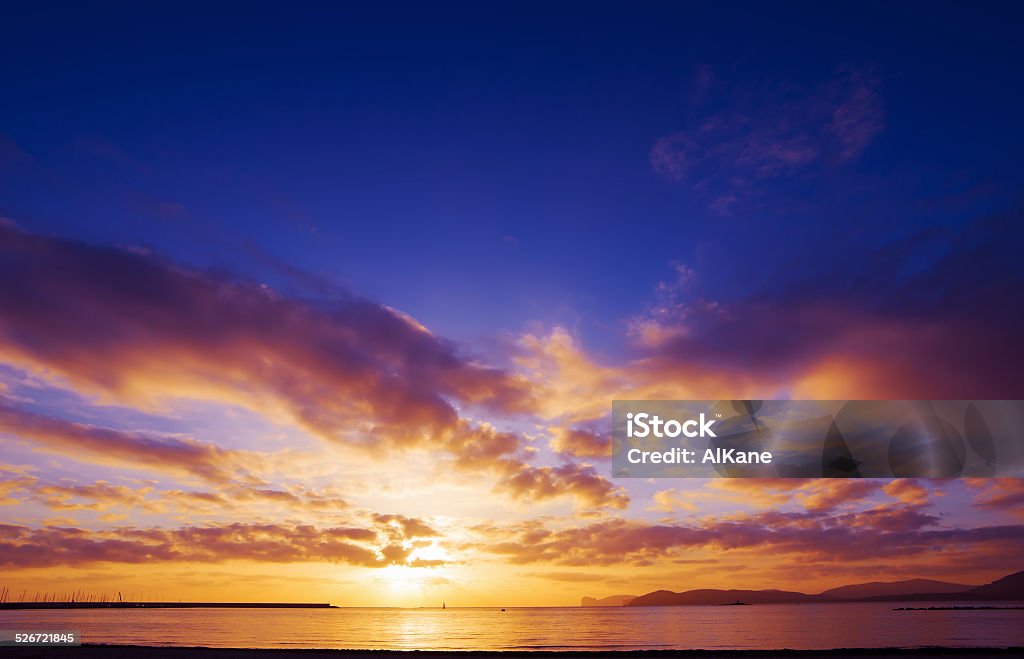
2;603;1023;651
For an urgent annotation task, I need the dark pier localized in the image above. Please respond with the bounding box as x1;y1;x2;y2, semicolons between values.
0;602;335;610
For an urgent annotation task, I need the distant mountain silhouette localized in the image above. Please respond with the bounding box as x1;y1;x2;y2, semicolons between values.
861;570;1024;602
820;578;973;600
580;594;637;607
587;569;1024;607
967;570;1024;599
627;588;822;606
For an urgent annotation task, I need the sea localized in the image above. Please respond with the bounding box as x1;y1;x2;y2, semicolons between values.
2;602;1023;651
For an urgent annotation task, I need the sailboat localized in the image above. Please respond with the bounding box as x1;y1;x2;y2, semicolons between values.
442;601;446;610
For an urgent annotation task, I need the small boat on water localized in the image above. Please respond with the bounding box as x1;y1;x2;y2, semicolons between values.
722;600;750;605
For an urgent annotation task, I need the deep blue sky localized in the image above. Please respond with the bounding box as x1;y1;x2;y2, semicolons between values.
2;1;1023;352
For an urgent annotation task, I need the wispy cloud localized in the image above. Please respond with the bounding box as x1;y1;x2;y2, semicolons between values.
0;515;442;568
0;400;244;484
477;508;1024;569
0;225;627;510
967;479;1024;514
651;65;884;213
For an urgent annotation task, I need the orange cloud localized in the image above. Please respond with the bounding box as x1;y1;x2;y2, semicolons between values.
705;479;881;512
883;479;931;507
649;487;703;513
706;479;808;508
548;427;610;458
798;480;881;512
33;481;153;512
515;327;764;426
0;225;532;452
0;227;628;510
520;205;1024;412
0;515;442;568
497;462;628;510
0;400;245;484
0;464;36;505
967;479;1024;514
443;421;627;509
477;511;1024;567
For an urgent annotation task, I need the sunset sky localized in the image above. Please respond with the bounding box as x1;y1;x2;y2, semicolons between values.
2;2;1024;607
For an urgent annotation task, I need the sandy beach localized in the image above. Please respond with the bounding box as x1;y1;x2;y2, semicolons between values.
3;647;1024;659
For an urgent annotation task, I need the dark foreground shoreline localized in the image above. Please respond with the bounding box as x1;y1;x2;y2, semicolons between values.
3;646;1024;659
